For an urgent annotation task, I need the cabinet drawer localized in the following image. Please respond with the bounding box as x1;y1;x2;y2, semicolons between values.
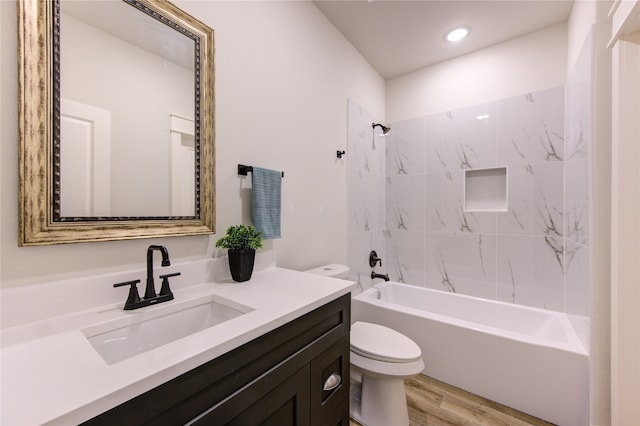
188;365;311;426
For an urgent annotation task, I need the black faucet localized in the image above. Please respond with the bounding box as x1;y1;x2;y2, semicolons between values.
371;271;390;281
113;245;180;310
145;245;170;299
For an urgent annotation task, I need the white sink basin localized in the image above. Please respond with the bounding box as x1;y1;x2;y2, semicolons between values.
84;295;253;364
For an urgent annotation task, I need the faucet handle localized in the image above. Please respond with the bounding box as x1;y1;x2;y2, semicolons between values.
369;250;382;268
114;280;142;310
159;272;180;298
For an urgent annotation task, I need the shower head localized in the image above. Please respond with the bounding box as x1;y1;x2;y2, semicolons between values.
372;122;391;135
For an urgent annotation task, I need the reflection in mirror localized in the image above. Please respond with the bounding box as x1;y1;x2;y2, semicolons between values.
18;0;215;245
58;0;196;219
169;114;196;216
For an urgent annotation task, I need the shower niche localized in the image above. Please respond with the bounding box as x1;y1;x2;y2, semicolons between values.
464;167;508;212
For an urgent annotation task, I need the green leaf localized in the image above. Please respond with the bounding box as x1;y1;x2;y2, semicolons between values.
215;225;263;251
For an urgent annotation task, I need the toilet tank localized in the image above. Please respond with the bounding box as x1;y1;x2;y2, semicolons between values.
305;264;350;279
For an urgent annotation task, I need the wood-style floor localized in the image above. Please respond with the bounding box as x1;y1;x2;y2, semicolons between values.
350;374;555;426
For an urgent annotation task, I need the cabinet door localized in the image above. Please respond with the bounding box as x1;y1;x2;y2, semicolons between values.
318;401;350;426
188;365;311;426
310;336;350;426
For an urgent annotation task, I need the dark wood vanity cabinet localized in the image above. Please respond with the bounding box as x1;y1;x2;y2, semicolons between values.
83;294;351;426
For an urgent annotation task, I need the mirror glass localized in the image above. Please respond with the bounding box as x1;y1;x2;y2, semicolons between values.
18;0;215;245
57;0;197;219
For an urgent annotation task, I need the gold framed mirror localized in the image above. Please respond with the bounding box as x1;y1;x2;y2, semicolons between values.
18;0;215;246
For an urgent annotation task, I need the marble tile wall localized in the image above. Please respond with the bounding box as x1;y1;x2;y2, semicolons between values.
384;86;569;311
347;32;592;315
347;100;386;290
564;29;593;321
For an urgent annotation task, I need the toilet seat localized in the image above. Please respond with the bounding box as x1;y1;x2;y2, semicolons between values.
350;321;422;363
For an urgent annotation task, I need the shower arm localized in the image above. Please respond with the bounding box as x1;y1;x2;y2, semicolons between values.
372;122;391;135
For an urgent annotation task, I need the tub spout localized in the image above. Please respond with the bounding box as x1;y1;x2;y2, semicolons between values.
371;271;389;281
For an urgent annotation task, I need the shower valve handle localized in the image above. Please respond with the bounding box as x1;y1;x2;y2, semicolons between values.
369;250;382;268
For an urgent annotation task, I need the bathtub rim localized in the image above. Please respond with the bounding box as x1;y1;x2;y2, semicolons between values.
354;282;588;357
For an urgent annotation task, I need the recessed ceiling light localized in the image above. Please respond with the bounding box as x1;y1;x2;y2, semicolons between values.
446;27;470;42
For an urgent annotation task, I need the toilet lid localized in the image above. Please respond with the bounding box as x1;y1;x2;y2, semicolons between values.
350;321;422;363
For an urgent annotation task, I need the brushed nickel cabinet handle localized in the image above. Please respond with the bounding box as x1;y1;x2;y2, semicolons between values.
323;373;342;391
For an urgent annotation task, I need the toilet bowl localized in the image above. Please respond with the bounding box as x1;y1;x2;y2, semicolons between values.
305;265;425;426
349;321;424;426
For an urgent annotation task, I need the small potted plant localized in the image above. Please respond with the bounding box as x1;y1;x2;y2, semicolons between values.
215;225;263;282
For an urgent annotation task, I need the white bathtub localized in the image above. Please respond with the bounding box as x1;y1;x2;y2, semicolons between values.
352;282;589;426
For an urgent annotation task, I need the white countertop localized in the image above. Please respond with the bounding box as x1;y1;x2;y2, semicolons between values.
1;267;355;425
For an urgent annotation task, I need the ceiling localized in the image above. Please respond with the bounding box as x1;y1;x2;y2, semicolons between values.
62;1;194;70
313;0;574;79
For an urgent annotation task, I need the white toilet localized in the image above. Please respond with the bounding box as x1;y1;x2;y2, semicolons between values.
349;321;424;426
305;265;425;426
304;263;351;279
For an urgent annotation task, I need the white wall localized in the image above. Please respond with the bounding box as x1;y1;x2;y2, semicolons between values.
609;0;639;422
386;23;567;122
0;0;4;297
0;1;384;288
567;2;613;425
62;13;194;216
567;1;598;74
611;29;640;425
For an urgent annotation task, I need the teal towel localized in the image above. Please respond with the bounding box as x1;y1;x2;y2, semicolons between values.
251;167;282;239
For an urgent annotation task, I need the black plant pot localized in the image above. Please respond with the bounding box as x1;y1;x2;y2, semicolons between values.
228;249;256;282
